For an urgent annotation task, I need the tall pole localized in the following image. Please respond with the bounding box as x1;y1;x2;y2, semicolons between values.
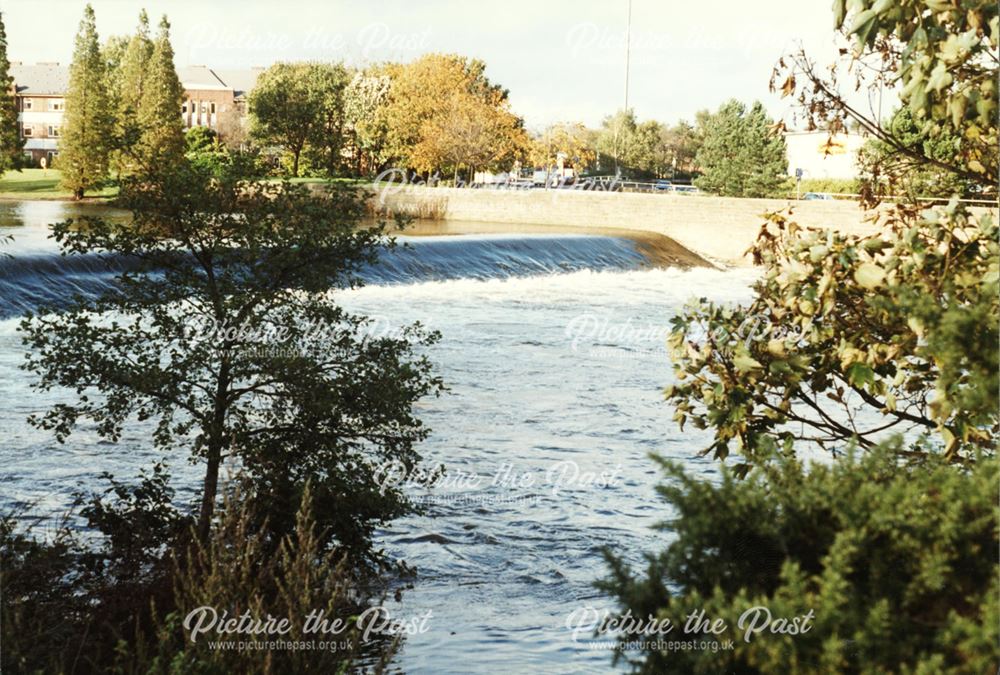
624;0;632;113
615;0;632;177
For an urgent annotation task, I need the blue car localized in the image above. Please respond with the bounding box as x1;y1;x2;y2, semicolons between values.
654;180;673;191
803;192;833;200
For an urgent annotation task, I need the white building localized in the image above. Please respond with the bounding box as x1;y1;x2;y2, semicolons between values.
784;130;866;180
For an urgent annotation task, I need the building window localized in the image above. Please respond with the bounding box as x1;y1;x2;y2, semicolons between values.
47;125;60;137
181;103;188;113
23;99;32;111
22;126;32;137
210;102;217;114
50;100;65;111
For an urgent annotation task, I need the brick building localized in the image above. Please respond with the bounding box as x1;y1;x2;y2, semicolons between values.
10;62;262;165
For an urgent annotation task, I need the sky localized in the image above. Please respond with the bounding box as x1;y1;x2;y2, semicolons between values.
1;0;869;131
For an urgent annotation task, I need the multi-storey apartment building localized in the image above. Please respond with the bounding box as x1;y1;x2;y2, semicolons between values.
10;62;262;166
11;62;69;166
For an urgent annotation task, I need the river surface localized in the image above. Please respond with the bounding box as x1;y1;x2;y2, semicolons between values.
0;200;758;673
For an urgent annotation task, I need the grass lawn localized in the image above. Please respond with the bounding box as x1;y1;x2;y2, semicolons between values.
0;169;118;200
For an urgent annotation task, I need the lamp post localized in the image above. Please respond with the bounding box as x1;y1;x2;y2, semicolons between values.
615;0;633;177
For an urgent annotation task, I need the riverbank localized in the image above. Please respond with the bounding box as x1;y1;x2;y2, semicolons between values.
0;169;119;201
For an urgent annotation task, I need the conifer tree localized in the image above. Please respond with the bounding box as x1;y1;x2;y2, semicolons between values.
693;99;787;198
135;16;184;170
60;4;111;199
0;12;23;173
111;10;153;174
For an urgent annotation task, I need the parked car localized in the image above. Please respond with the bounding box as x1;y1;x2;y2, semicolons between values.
673;185;699;194
803;192;834;200
654;180;673;191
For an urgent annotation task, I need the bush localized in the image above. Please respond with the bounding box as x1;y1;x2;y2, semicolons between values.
599;442;999;674
795;177;859;195
1;480;399;674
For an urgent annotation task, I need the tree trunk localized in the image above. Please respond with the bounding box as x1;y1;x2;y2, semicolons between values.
197;361;230;541
74;187;84;200
197;440;222;542
292;147;301;177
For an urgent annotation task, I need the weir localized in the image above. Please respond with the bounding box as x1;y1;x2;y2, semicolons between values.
367;186;893;266
0;232;660;318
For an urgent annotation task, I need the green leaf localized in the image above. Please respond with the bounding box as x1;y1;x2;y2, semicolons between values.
846;362;875;387
855;262;886;289
733;353;764;373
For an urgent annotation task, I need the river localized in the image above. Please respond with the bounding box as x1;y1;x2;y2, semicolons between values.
0;200;758;673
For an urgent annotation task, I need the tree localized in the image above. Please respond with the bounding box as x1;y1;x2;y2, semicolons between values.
249;63;325;177
602;3;999;671
304;62;350;177
382;53;526;176
858;106;970;200
106;11;153;175
693;99;788;197
59;4;112;199
656;119;703;178
771;0;997;199
594;110;663;178
343;68;392;176
134;16;184;171
0;12;23;174
530;122;596;177
21;164;443;555
664;204;998;467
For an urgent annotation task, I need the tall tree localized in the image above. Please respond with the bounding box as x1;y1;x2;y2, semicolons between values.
135;16;184;170
0;12;22;174
343;68;391;175
107;10;152;174
60;4;111;199
305;62;350;177
382;53;526;176
693;99;787;197
250;63;323;177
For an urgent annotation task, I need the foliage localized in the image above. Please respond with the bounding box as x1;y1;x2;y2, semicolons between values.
106;11;153;176
185;125;218;154
592;110;708;179
303;62;351;178
134;16;185;172
530;122;596;175
20;164;443;560
0;12;23;174
599;442;999;674
250;62;347;177
665;203;998;466
796;177;860;195
858;107;971;200
343;68;392;176
1;480;397;674
595;109;652;178
382;53;527;176
59;4;112;199
773;0;997;195
655;119;705;179
693;100;788;197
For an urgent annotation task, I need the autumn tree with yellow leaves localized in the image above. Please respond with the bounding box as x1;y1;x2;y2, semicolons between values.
382;53;527;180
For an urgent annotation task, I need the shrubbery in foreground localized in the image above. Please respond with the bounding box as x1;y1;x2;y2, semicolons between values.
1;481;397;674
601;443;998;674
